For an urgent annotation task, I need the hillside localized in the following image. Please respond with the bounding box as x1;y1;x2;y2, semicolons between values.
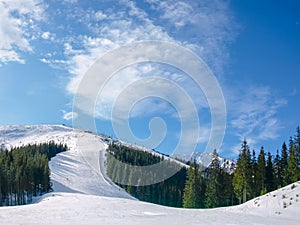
0;124;299;224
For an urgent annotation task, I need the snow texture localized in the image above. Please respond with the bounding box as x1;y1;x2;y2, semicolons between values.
0;125;299;225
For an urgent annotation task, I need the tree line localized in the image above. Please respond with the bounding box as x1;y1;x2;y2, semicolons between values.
183;150;237;208
0;142;67;206
183;126;300;208
232;127;300;203
107;127;300;209
106;143;187;207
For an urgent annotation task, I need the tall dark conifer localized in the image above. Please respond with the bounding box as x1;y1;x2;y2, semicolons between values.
205;149;221;208
273;150;281;189
233;140;252;203
256;147;266;195
287;137;299;183
265;152;274;192
183;162;204;208
281;142;289;186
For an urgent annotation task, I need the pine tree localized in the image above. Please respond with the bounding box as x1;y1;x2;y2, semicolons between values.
281;142;289;186
250;150;257;198
233;140;252;203
265;152;274;192
256;147;266;195
205;149;221;208
287;137;299;183
0;143;64;206
273;150;281;189
183;162;204;208
295;126;300;170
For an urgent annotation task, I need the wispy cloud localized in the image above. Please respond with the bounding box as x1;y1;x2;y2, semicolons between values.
58;0;234;117
0;0;45;65
41;0;232;154
62;111;78;121
227;85;287;155
145;0;238;75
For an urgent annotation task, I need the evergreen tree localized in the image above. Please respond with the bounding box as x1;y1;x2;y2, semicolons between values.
0;142;65;206
273;150;281;189
250;150;257;198
256;147;266;195
265;152;274;192
183;162;204;208
106;143;187;207
205;149;221;208
287;137;299;183
295;126;300;170
233;140;252;203
281;142;289;186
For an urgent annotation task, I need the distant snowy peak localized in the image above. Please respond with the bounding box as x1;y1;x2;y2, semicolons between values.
194;152;236;174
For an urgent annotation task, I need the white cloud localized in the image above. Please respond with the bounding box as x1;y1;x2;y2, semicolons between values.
145;0;238;75
41;32;50;40
94;11;107;21
62;111;78;121
14;0;229;153
63;0;78;3
152;1;194;27
64;3;174;95
0;0;45;64
0;49;25;65
228;85;287;155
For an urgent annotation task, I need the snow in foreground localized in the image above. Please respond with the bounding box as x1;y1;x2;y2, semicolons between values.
0;183;300;225
0;125;300;224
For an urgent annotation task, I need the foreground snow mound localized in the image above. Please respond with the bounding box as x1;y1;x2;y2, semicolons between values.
0;189;299;225
234;181;300;217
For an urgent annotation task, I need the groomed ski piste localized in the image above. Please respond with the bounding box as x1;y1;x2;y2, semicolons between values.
0;125;299;225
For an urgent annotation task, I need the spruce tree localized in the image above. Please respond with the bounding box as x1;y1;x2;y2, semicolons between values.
256;147;266;195
281;142;289;186
233;140;252;203
265;152;274;192
183;162;204;208
273;150;281;189
205;149;221;208
295;126;300;170
287;137;299;183
250;150;257;198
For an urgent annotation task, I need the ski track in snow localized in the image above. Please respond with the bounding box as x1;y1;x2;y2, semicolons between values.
0;125;300;225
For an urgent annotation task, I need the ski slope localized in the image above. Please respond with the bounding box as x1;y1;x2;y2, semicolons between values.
0;124;132;199
0;125;300;225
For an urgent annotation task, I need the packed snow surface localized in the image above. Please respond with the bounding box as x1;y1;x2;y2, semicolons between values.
0;125;300;225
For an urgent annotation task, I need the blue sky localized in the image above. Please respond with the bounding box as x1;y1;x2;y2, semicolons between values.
0;0;299;159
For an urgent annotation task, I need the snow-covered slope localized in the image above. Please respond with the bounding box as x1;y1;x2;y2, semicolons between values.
0;124;299;225
0;182;299;225
0;124;77;150
234;182;300;217
0;124;132;198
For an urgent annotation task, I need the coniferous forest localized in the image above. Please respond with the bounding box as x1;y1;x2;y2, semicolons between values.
107;126;300;208
106;143;187;207
0;142;67;206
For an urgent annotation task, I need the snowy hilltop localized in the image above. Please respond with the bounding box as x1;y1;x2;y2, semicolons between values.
0;124;299;225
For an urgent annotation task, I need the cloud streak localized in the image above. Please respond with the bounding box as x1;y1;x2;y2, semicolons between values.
228;85;287;155
0;0;45;65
